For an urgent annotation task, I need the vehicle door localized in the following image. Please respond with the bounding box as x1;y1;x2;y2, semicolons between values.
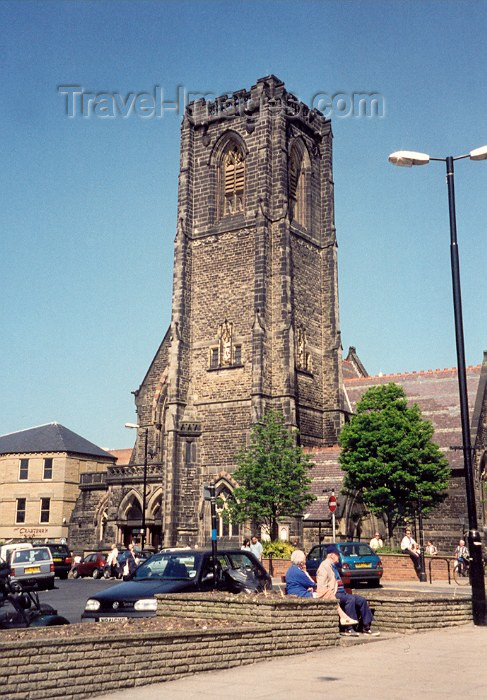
199;553;230;591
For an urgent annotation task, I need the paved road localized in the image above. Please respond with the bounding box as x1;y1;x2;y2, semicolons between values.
95;624;487;700
38;577;119;623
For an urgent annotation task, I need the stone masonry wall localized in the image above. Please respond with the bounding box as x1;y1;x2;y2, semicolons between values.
1;625;272;700
156;592;340;651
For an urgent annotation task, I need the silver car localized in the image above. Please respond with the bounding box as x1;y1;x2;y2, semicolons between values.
9;546;55;591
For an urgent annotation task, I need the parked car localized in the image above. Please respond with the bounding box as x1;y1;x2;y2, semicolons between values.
82;549;272;622
72;552;107;579
306;542;383;587
0;543;33;563
44;544;72;579
8;546;55;591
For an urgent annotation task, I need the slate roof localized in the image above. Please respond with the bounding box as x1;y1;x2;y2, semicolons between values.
302;355;487;522
344;364;483;471
304;446;343;519
0;423;116;460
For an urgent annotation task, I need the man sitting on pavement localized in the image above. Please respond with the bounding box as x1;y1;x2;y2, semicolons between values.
316;546;379;637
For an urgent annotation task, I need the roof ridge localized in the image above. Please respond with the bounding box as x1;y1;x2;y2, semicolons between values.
0;422;60;438
345;365;481;382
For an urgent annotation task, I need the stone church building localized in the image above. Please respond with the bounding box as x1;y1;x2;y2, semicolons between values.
69;76;487;553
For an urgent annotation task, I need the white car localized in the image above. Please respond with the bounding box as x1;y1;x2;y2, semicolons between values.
8;546;55;591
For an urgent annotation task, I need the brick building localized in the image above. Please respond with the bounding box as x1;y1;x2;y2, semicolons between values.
68;76;486;553
0;423;115;544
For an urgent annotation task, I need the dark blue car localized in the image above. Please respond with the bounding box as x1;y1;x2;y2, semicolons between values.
82;549;271;622
306;542;383;587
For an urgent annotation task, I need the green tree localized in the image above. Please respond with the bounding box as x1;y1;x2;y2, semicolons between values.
227;410;316;541
339;383;450;539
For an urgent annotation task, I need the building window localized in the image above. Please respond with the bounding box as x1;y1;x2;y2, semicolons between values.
234;345;242;365
185;440;196;465
43;458;53;480
210;348;219;369
217;486;239;538
289;142;310;229
40;498;50;523
219;144;245;217
16;498;26;524
19;459;29;481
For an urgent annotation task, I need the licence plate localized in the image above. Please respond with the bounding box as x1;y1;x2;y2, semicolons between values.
355;562;371;568
25;566;41;574
53;558;62;562
100;617;128;623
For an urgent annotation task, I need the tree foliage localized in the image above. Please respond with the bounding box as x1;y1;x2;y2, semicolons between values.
339;383;450;538
227;410;316;540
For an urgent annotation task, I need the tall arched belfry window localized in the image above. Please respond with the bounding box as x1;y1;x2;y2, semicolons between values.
220;144;245;217
289;142;310;228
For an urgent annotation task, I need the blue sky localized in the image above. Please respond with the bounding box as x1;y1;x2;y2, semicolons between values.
1;0;486;449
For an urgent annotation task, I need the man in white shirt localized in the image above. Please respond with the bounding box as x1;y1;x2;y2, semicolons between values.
401;528;421;577
369;532;383;551
250;535;263;561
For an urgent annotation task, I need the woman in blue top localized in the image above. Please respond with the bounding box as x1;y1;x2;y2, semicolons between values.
285;550;317;597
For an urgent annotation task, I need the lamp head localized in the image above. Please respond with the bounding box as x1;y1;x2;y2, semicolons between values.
388;150;430;167
469;145;487;161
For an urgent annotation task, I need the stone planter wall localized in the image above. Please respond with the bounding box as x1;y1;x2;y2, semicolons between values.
363;591;472;631
2;624;273;700
156;592;340;652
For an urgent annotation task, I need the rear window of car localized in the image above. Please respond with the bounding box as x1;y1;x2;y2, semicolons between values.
48;545;69;555
340;544;374;557
13;548;50;563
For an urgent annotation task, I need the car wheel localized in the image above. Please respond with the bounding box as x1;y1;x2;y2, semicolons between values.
368;579;382;588
103;568;111;579
92;568;100;579
72;569;80;579
59;573;69;580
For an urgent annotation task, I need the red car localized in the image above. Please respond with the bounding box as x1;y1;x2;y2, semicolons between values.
72;553;107;579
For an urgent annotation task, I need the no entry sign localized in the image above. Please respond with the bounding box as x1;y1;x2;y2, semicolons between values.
328;495;337;513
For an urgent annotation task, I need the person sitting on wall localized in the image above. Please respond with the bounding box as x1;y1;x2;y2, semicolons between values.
285;550;358;626
401;527;422;578
425;541;438;555
369;532;384;551
316;546;379;637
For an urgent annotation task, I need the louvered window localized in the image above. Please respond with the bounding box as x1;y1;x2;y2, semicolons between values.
289;152;306;227
222;146;245;216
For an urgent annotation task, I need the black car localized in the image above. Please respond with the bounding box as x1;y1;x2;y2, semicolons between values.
44;544;72;579
82;549;271;622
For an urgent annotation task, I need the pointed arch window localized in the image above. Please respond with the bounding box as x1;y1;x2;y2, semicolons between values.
216;486;239;538
220;144;245;217
289;143;310;229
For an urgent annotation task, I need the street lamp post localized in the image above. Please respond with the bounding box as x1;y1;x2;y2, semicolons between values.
389;145;487;625
416;492;427;583
125;423;148;550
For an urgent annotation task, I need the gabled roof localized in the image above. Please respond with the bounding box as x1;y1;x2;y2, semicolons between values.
0;423;116;460
344;364;483;470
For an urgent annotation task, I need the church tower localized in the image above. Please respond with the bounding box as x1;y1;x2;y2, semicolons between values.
132;76;345;547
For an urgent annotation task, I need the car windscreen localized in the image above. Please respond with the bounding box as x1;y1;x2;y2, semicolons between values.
134;553;202;580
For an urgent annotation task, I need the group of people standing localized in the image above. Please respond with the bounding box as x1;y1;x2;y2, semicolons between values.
105;543;139;578
241;535;263;561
